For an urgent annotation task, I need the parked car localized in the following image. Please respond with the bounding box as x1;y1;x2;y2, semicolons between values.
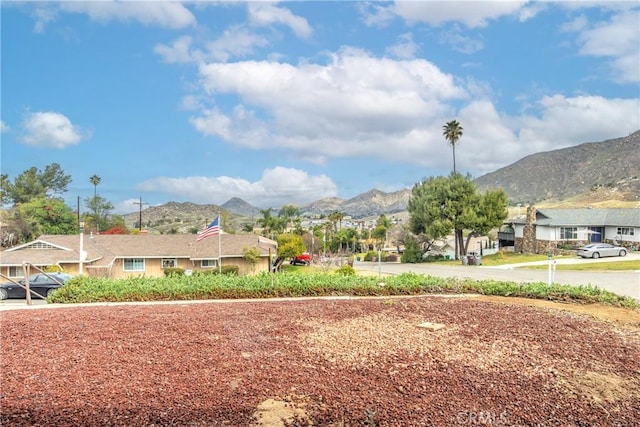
290;253;312;265
0;273;75;300
576;243;627;259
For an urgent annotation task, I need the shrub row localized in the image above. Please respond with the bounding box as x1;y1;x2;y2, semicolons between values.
48;272;639;309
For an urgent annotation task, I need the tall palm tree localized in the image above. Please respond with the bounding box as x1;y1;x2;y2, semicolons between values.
442;120;463;173
89;174;101;199
89;175;102;232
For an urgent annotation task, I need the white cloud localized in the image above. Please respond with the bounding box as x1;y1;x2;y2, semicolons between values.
0;121;9;133
439;25;484;54
154;27;269;64
206;26;270;62
192;48;467;164
390;1;530;28
247;2;313;38
574;10;640;83
32;6;57;33
187;46;639;178
59;1;196;29
20;112;88;148
137;167;337;207
114;198;143;215
517;95;640;149
386;33;419;59
154;35;196;64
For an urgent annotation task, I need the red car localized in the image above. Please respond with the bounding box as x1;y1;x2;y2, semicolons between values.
290;253;311;265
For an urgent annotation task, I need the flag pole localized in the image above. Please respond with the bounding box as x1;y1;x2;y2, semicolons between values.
217;213;222;274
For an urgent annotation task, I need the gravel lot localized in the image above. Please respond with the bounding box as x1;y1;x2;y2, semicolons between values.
1;296;639;426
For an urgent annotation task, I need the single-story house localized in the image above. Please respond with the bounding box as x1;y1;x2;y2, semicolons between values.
0;233;278;280
498;207;640;254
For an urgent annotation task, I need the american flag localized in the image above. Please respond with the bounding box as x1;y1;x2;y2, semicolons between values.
197;216;220;242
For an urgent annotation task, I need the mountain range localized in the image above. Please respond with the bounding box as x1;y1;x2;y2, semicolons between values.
124;131;640;232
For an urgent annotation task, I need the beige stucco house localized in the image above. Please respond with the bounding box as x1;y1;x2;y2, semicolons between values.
0;233;277;280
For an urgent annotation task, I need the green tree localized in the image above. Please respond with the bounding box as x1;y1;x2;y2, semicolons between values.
17;197;77;238
328;211;345;231
400;235;423;263
89;174;101;199
408;174;508;260
276;233;306;258
278;204;300;231
1;163;72;205
84;195;115;232
442;120;463;174
242;247;261;274
257;208;274;237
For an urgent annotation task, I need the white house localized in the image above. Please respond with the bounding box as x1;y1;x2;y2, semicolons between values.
499;207;639;254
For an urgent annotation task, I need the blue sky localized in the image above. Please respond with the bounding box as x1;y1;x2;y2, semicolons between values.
2;1;639;214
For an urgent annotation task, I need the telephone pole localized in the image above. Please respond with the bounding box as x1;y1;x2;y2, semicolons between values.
134;197;148;231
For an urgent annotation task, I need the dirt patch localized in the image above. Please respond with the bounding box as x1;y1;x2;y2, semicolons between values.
251;396;309;426
476;295;640;329
559;370;640;404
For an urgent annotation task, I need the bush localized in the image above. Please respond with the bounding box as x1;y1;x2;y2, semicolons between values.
335;265;356;276
163;268;185;277
385;254;398;262
220;265;239;275
400;236;422;263
363;251;378;262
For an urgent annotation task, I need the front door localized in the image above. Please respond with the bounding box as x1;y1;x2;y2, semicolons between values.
589;227;603;243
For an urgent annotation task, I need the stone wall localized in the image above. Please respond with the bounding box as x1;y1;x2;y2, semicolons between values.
521;206;537;254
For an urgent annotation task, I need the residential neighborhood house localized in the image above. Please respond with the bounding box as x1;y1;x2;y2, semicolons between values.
0;233;278;280
498;207;640;254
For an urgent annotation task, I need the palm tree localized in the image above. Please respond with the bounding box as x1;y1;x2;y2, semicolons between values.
89;175;101;232
442;120;463;173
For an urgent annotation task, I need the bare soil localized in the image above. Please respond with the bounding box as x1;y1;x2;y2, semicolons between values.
1;296;639;426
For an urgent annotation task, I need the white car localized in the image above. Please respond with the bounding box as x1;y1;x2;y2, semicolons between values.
576;243;627;259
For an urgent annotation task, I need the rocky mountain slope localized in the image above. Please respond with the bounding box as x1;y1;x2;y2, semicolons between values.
475;131;640;204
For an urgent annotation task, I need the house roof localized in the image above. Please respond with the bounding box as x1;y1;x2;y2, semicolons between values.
0;233;278;267
511;208;640;227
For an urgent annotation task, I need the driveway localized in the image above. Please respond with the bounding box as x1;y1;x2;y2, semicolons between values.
353;253;640;301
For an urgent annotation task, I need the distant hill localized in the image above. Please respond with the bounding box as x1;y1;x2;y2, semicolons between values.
300;189;411;217
475;131;640;205
221;197;259;217
123;202;222;234
123;132;639;233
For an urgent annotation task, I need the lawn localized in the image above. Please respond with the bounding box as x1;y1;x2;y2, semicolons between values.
525;259;640;271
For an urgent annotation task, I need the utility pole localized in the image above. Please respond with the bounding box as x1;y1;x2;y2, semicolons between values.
134;197;148;231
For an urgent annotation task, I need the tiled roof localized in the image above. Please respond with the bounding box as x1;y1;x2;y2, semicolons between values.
0;233;277;267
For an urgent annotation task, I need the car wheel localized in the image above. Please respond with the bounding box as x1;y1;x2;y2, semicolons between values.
592;252;600;259
0;288;8;300
619;249;627;257
46;288;56;297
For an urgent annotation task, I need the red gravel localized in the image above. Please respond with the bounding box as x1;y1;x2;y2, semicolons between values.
1;296;639;426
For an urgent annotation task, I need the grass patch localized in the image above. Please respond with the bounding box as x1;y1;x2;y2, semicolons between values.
524;260;640;271
48;271;639;309
480;252;559;266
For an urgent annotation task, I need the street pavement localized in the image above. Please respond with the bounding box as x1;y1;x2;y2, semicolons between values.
353;253;640;301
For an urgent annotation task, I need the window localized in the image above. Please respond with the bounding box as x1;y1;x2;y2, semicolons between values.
560;227;577;240
124;258;145;272
8;266;23;278
201;259;217;268
617;227;635;236
162;258;177;269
